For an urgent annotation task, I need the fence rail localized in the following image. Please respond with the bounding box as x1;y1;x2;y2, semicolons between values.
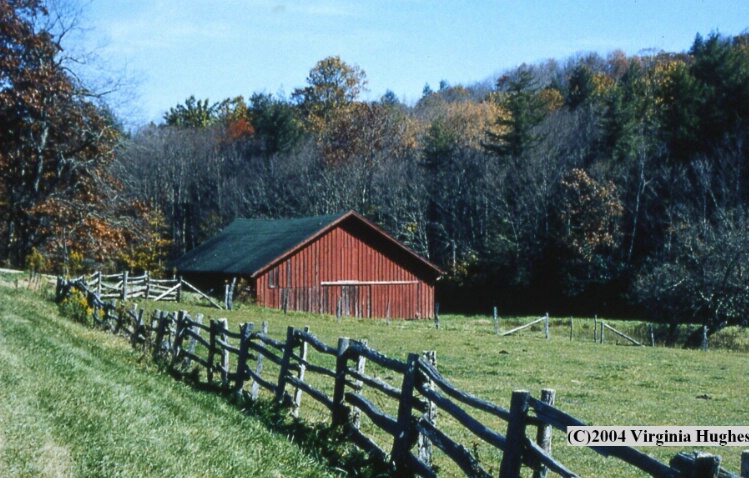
55;276;745;478
73;271;222;309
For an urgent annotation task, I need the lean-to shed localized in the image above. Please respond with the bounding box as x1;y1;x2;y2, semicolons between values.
173;211;442;319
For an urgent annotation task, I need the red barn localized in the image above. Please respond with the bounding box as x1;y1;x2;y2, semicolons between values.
173;211;442;319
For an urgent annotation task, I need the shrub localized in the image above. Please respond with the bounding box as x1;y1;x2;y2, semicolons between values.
58;288;93;325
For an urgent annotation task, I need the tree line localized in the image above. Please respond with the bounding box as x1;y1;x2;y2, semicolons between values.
2;1;748;343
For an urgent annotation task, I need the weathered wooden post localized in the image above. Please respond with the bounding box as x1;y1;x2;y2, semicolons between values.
499;390;531;478
275;326;296;405
292;326;310;418
649;324;655;347
331;337;351;427
392;353;419;474
544;313;549;339
121;271;129;301
177;276;183;303
434;302;440;330
234;322;254;395
336;297;342;323
207;319;218;383
569;317;573;341
152;310;169;359
702;325;708;352
351;339;368;430
693;451;721;478
144;271;151;300
251;321;268;400
600;321;605;344
533;389;556;478
418;351;437;467
96;271;102;298
218;318;230;389
224;277;236;310
170;311;187;367
494;306;499;335
741;450;749;478
594;315;598;343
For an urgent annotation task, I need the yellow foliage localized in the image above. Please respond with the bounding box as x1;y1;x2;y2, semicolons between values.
58;288;93;324
25;247;48;273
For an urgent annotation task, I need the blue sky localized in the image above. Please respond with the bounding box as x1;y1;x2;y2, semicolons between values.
79;1;749;125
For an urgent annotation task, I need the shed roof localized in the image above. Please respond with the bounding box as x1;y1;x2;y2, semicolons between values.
172;211;442;279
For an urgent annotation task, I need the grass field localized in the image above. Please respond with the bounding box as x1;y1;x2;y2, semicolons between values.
0;284;343;477
145;295;749;477
4;278;749;477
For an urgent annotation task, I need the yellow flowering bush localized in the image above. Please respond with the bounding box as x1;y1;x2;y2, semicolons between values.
58;288;93;325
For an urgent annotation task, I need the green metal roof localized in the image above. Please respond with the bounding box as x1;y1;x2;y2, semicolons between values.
173;212;347;276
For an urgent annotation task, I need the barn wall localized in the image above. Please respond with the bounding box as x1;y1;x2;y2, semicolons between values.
255;225;435;319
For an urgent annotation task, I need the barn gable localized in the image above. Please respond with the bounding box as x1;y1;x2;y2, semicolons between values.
173;211;442;319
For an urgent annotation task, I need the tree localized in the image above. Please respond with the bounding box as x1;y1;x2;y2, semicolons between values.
634;210;749;346
248;93;304;156
163;95;226;128
0;0;137;270
292;56;367;129
565;64;596;110
483;68;548;162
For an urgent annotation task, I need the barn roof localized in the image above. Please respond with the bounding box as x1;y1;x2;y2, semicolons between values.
172;211;442;279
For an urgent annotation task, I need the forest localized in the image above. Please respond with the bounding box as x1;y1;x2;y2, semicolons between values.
2;1;748;340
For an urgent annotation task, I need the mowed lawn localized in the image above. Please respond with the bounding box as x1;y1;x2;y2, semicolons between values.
145;297;749;477
0;286;335;478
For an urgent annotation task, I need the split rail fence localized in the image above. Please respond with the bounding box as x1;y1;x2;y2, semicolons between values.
56;277;745;478
76;271;223;309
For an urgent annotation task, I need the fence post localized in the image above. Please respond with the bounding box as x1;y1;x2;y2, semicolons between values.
251;321;268;400
499;390;530;478
170;311;186;367
177;276;183;303
418;351;437;467
234;322;254;395
533;389;556;478
702;325;708;352
434;302;440;330
331;337;351;427
600;321;605;344
144;271;150;300
544;313;549;339
594;315;597;343
122;271;129;301
152;310;167;359
275;326;296;405
336;297;342;323
292;326;310;418
218;318;230;390
96;271;102;298
649;324;655;347
392;353;419;474
741;450;749;478
351;339;368;430
494;307;499;335
569;317;573;341
207;319;218;383
694;451;721;478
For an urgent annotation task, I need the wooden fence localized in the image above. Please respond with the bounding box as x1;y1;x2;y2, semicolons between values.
76;271;223;309
56;277;745;478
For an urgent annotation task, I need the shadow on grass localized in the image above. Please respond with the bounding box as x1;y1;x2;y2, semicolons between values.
168;364;395;478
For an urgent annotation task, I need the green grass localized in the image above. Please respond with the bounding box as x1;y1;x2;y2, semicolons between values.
0;287;339;478
140;299;749;477
7;282;749;477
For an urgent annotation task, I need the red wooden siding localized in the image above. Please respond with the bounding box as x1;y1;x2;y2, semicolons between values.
255;224;435;319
